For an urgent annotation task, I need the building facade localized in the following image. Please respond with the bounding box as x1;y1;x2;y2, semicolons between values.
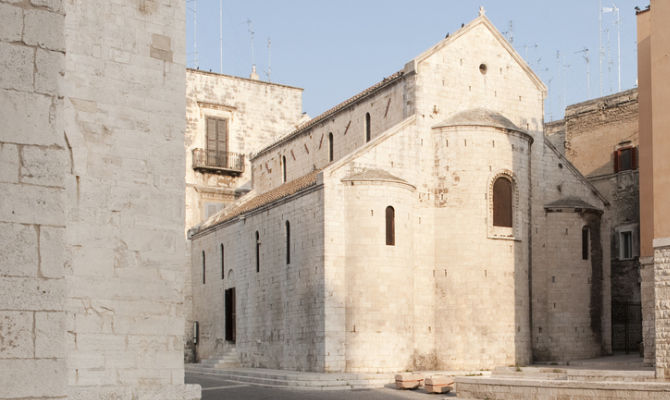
189;12;612;373
637;0;670;379
546;89;641;356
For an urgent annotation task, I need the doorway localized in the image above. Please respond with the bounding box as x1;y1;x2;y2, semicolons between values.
225;287;236;343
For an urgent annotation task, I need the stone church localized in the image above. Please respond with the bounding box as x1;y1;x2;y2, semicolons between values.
187;11;613;373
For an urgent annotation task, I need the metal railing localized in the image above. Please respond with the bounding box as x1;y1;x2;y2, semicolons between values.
192;148;245;174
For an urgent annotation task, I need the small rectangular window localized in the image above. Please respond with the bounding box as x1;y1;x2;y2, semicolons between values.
620;231;633;260
582;227;589;260
614;147;637;173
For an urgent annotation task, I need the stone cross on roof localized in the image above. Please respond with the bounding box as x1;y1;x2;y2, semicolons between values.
479;6;485;16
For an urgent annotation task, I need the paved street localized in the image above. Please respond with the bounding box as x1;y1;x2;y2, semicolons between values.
186;371;461;400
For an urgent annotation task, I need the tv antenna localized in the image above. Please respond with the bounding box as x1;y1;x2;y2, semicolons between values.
599;2;621;94
575;47;591;98
218;0;223;73
266;37;272;82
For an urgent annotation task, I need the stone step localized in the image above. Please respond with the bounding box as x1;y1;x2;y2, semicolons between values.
492;366;656;382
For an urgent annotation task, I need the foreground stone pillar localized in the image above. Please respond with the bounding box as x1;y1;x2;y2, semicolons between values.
641;256;655;366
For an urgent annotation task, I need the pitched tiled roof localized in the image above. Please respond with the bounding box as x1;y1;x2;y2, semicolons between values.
544;197;601;212
251;70;405;160
194;170;322;234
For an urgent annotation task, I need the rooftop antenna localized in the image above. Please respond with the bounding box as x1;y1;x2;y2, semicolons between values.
503;20;514;44
245;18;258;79
266;37;272;82
218;0;222;73
602;4;621;91
598;0;603;96
575;47;591;98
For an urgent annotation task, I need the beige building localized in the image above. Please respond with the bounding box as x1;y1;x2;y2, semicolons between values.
637;0;670;380
1;1;198;399
546;89;641;356
188;11;613;373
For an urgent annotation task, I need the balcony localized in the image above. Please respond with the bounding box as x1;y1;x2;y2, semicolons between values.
192;148;245;175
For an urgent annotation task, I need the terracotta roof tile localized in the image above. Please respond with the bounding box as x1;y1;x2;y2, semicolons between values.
195;169;322;233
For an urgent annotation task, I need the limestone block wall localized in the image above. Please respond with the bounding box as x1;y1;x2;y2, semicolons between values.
431;126;532;369
413;20;545;146
190;186;326;371
531;141;612;361
251;74;414;194
533;211;604;361
0;1;67;398
185;70;303;229
341;180;416;373
655;246;670;378
62;0;197;398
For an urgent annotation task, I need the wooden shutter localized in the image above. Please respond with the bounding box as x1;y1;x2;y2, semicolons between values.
493;178;513;227
217;119;228;153
632;147;638;170
613;150;619;173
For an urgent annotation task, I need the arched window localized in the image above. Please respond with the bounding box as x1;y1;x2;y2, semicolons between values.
492;177;513;227
365;113;371;142
328;132;334;162
285;221;291;264
255;231;260;273
582;226;589;260
282;156;287;183
202;251;206;284
221;243;226;279
385;206;395;246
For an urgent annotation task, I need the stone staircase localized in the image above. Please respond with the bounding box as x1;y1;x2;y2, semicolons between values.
198;348;240;369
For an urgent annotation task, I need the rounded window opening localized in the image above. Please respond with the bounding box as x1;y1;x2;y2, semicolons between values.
479;63;488;75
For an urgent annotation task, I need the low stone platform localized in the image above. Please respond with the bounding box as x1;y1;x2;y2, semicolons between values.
186;364;489;391
456;355;668;399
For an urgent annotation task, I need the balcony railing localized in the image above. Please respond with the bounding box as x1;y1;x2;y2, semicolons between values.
192;148;245;174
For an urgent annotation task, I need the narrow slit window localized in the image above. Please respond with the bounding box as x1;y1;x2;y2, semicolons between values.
221;243;226;279
582;227;589;260
493;177;513;227
365;113;371;142
282;156;287;183
328;132;334;162
202;251;206;284
255;231;260;272
285;221;291;264
386;206;395;246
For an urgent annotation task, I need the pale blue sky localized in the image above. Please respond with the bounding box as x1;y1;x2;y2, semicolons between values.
186;1;648;121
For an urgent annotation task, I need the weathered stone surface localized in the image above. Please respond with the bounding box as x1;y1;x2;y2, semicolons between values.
0;42;33;92
0;277;64;311
0;143;19;183
39;225;64;278
0;89;62;146
30;0;63;13
0;359;66;398
23;9;65;51
35;48;64;95
20;145;67;187
0;311;33;358
0;3;21;42
0;182;65;225
0;222;37;277
35;311;64;358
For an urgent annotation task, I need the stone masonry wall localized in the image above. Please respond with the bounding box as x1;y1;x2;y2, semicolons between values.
62;1;198;398
190;186;325;371
0;1;68;398
655;246;670;378
250;75;412;194
185;70;303;228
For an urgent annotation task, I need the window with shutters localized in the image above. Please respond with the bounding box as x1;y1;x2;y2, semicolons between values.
385;206;395;246
614;146;637;173
493;177;513;227
206;117;228;162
